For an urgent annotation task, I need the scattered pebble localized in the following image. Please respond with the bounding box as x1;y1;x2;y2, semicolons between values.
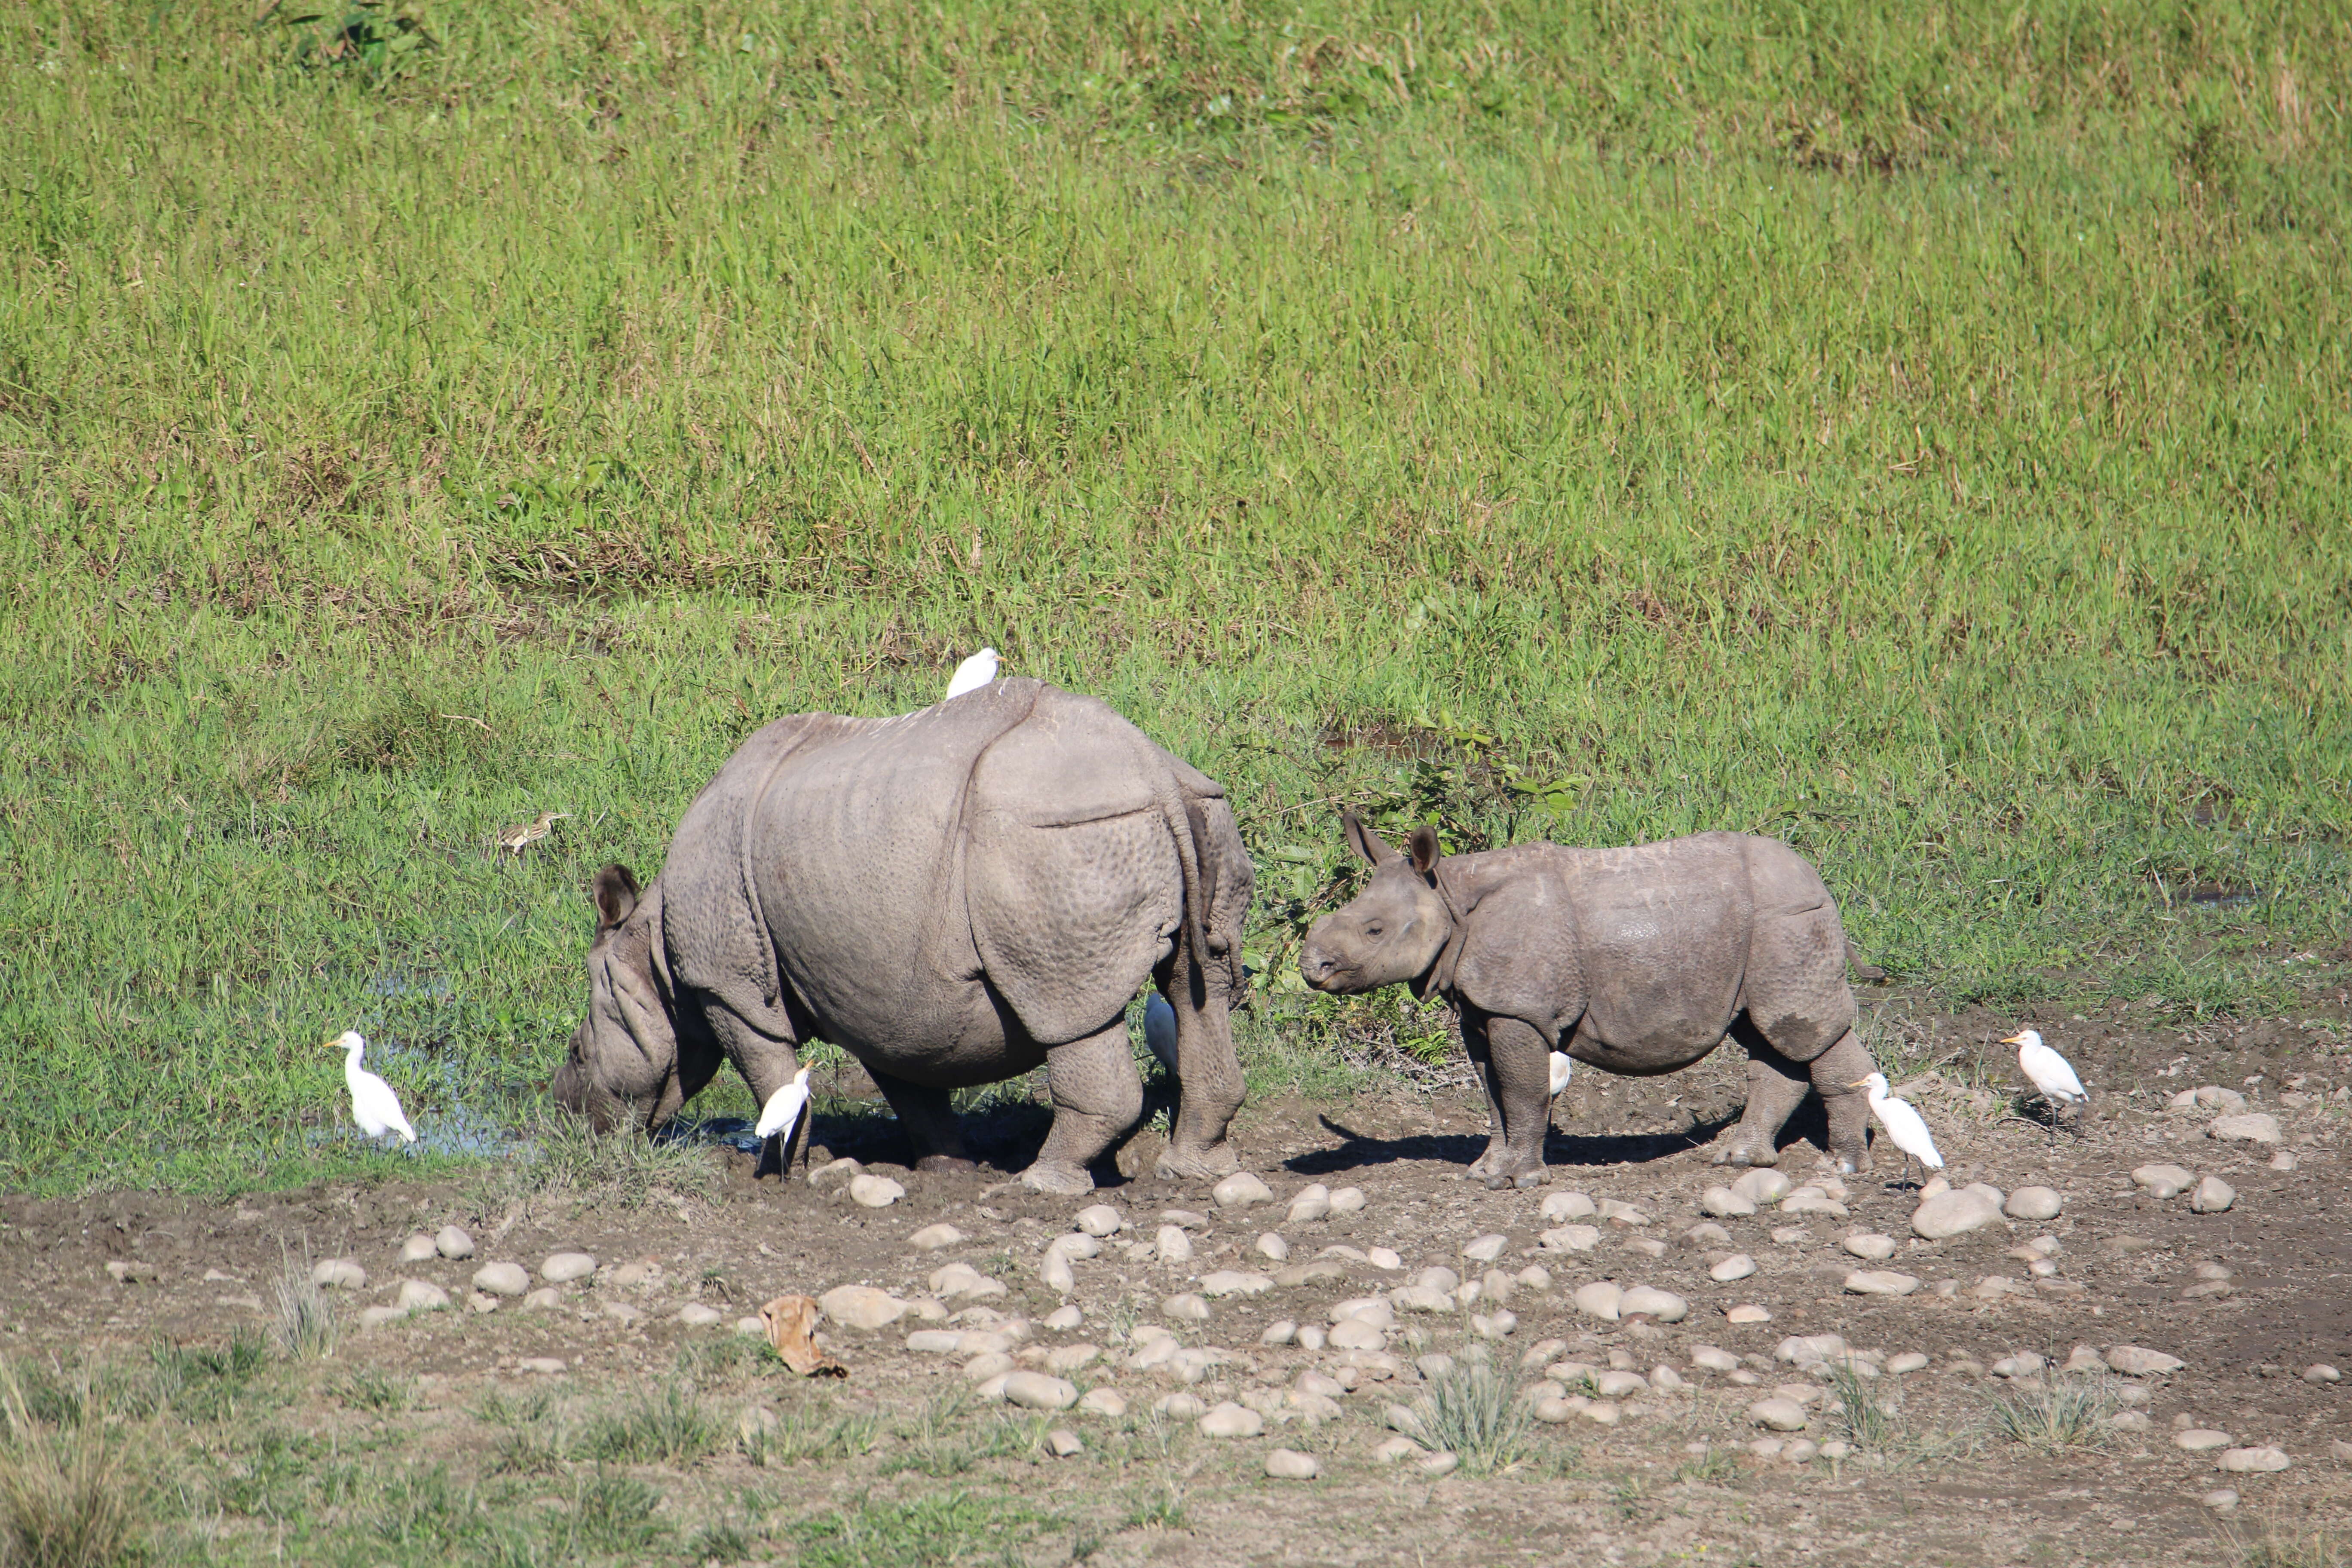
1911;1188;2004;1240
1886;1352;1929;1374
540;1253;597;1284
1046;1429;1083;1458
2208;1113;2282;1147
1213;1172;1275;1209
1373;1436;1423;1464
1731;1169;1792;1206
435;1226;475;1260
1156;1393;1207;1419
1991;1354;2046;1378
2218;1446;2291;1473
2131;1164;2196;1200
2203;1489;2240;1511
1003;1371;1080;1411
520;1357;567;1375
312;1259;368;1290
2303;1365;2341;1384
2175;1429;2233;1452
819;1286;906;1331
1157;1226;1194;1264
521;1287;562;1311
1572;1282;1623;1321
603;1301;644;1326
1708;1254;1759;1285
734;1317;766;1337
807;1158;863;1192
395;1280;449;1313
398;1233;438;1264
1726;1305;1772;1324
1749;1398;1809;1432
1462;1234;1509;1263
2269;1152;2298;1172
1542;1225;1602;1254
1286;1185;1331;1223
910;1223;965;1251
1701;1186;1757;1219
1620;1286;1688;1322
2190;1177;2237;1214
472;1262;527;1298
677;1303;722;1326
1199;1401;1265;1438
1329;1187;1367;1213
1844;1271;1920;1297
1256;1233;1289;1262
848;1174;905;1209
1684;1222;1733;1246
2003;1187;2063;1221
1200;1270;1274;1298
2106;1345;2186;1377
1690;1346;1740;1373
1367;1246;1402;1271
929;1263;1007;1300
1078;1387;1127;1417
1265;1448;1320;1479
1542;1191;1599;1222
1075;1205;1124;1237
1420;1451;1460;1476
1841;1233;1898;1261
1044;1303;1083;1330
1163;1293;1211;1322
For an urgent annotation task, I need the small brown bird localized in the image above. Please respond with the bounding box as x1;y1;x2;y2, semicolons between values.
496;810;568;858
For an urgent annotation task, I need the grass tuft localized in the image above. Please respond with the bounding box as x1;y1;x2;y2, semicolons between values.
584;1381;718;1467
1826;1363;1896;1449
268;1250;337;1363
1396;1355;1533;1475
0;1366;148;1568
1986;1374;2113;1453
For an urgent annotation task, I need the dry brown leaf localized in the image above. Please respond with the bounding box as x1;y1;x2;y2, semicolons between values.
760;1294;845;1378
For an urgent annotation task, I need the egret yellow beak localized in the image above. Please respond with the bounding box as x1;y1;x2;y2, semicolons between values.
1998;1032;2025;1045
1846;1078;1872;1088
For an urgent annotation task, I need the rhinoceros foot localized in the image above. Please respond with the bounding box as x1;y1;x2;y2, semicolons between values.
1155;1144;1240;1183
1513;1168;1551;1188
916;1155;977;1176
1710;1141;1779;1169
1020;1161;1096;1197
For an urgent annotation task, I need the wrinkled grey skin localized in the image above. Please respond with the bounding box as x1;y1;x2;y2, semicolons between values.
552;679;1254;1196
1299;813;1878;1187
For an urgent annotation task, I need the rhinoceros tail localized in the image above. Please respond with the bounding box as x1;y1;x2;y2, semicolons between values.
1845;939;1888;983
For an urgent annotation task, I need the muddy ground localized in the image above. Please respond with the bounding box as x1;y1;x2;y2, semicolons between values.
4;990;2349;1566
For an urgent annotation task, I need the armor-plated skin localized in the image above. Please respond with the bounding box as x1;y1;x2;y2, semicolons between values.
553;679;1254;1196
1299;814;1878;1186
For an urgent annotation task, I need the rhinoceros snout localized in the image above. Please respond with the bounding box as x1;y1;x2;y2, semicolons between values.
1297;938;1346;991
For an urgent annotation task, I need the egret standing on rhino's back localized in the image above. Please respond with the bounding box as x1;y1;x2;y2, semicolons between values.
328;1031;416;1145
552;679;1254;1195
1299;812;1883;1188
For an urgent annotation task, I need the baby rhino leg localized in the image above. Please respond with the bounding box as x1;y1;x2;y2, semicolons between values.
1465;1011;1553;1189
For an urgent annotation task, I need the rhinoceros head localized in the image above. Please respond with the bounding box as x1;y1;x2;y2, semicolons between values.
1298;812;1454;994
551;864;677;1131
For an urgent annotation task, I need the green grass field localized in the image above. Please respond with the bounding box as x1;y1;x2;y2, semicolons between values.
2;0;2347;1195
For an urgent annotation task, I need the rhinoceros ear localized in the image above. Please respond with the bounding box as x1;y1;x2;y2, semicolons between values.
591;864;641;931
1341;810;1396;867
1407;825;1441;878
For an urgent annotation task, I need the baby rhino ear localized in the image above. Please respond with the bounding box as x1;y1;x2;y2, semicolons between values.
1407;825;1441;877
591;864;641;930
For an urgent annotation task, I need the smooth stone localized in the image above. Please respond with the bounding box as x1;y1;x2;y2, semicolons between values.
1332;1297;1394;1328
1373;1436;1424;1463
1078;1387;1127;1416
2004;1187;2062;1221
2192;1084;2248;1112
1213;1172;1275;1208
1991;1354;2046;1378
677;1303;722;1326
1039;1304;1081;1332
1572;1282;1623;1321
520;1357;567;1375
520;1288;563;1311
472;1262;528;1297
2176;1429;2234;1452
1598;1199;1651;1226
469;1292;500;1314
1842;1233;1899;1261
2208;1114;2282;1146
1726;1305;1773;1324
1620;1286;1688;1322
1274;1260;1347;1287
1044;1345;1099;1375
1156;1393;1207;1419
1710;1254;1758;1283
1685;1222;1734;1246
819;1285;907;1331
1002;1371;1080;1411
398;1233;438;1264
1917;1175;1951;1200
1845;1271;1921;1297
1542;1225;1602;1254
1287;1185;1332;1223
1366;1246;1403;1271
1391;1285;1456;1314
1541;1191;1599;1222
603;1300;644;1325
806;1157;863;1191
965;1352;1017;1382
1478;1268;1517;1305
1054;1231;1102;1259
2204;1488;2241;1511
1690;1346;1740;1373
1156;1226;1194;1263
1256;1233;1290;1262
1075;1205;1124;1237
2304;1365;2342;1384
1701;1186;1758;1219
848;1173;904;1208
1785;1439;1821;1462
1911;1190;2004;1240
2218;1446;2291;1473
1198;1401;1265;1438
1473;1311;1518;1338
1731;1169;1793;1206
1595;1370;1648;1399
2132;1164;2197;1199
1329;1319;1386;1351
1531;1396;1581;1424
435;1226;475;1260
1582;1401;1621;1426
1265;1448;1320;1479
312;1259;368;1290
2106;1345;2186;1376
1780;1192;1848;1218
540;1253;597;1284
1651;1365;1687;1393
1750;1399;1809;1432
1419;1451;1460;1476
1462;1234;1509;1263
1040;1250;1077;1294
2190;1176;2237;1214
1885;1352;1930;1374
2270;1152;2299;1172
1415;1265;1461;1293
905;1329;965;1354
1329;1187;1367;1213
1777;1334;1847;1364
1163;1293;1211;1322
910;1223;966;1251
1518;1264;1553;1290
930;1263;1007;1300
2109;1411;2152;1431
1200;1270;1275;1298
395;1280;449;1312
1045;1429;1082;1458
1161;1209;1211;1229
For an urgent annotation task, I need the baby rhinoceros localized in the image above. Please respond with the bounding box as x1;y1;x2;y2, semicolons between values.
554;679;1254;1196
1299;813;1881;1187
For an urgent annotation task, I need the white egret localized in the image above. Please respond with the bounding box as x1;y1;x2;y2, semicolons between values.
1849;1071;1943;1184
328;1031;416;1145
1144;992;1178;1073
943;648;1000;699
2004;1029;2086;1110
1548;1051;1574;1097
755;1065;814;1143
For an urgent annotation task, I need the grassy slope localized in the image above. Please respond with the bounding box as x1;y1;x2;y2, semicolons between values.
1;0;2346;1194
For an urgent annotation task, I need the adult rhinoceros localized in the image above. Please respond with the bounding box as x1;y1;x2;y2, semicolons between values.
1298;814;1880;1187
552;679;1253;1195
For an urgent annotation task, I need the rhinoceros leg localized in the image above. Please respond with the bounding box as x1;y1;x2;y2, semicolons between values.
866;1069;976;1173
1461;1010;1552;1188
1152;959;1246;1183
1022;1021;1145;1195
1807;1029;1877;1175
1712;1027;1811;1168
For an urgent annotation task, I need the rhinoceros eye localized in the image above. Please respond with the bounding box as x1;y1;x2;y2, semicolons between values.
1364;922;1384;938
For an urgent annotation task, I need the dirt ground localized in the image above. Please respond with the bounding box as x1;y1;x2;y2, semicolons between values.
4;989;2349;1566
